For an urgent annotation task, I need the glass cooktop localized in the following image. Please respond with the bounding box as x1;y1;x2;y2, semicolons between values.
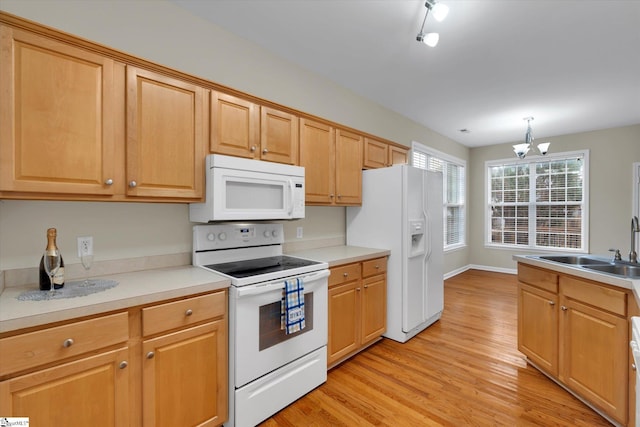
204;255;321;279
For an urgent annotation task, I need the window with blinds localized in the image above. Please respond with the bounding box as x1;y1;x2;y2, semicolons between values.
412;142;466;250
486;151;589;251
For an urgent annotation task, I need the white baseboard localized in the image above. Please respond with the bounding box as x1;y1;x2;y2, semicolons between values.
445;264;517;279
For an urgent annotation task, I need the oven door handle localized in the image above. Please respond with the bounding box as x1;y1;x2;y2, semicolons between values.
236;269;330;297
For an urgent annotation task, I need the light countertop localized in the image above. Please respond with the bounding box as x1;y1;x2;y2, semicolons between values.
0;266;230;334
288;245;390;267
513;254;640;304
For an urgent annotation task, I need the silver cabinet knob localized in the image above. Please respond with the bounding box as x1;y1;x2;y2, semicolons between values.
63;338;74;348
250;145;256;152
185;309;193;316
119;361;128;369
330;194;335;198
262;148;268;154
548;301;555;306
356;287;361;291
343;272;348;277
104;178;113;186
375;265;380;269
146;351;155;359
129;181;137;188
633;363;637;371
561;306;567;311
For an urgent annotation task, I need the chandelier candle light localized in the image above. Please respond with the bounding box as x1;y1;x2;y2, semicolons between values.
416;0;449;47
513;117;551;159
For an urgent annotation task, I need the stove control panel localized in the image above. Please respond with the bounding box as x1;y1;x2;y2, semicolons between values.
193;223;284;252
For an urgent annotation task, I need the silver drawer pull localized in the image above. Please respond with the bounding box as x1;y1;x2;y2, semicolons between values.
146;351;155;359
63;338;74;348
561;306;567;311
104;178;113;186
548;301;555;306
343;273;348;277
262;148;268;154
375;265;380;269
119;361;128;369
129;180;137;188
185;309;193;316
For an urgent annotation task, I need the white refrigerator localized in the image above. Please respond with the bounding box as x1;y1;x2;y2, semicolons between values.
346;164;443;343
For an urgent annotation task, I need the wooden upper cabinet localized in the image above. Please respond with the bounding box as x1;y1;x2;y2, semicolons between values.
389;145;409;165
335;129;363;205
260;106;299;165
210;91;259;158
0;25;118;195
211;91;298;164
300;119;335;204
300;120;362;206
363;137;408;169
126;67;206;199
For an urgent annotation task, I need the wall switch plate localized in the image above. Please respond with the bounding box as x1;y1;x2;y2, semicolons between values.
77;236;93;257
296;227;303;239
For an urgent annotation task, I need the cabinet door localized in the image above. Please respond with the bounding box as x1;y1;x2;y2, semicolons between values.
0;347;129;426
0;25;117;195
517;282;558;376
389;146;408;165
126;66;205;199
328;281;360;366
559;297;628;425
361;274;386;344
260;107;299;164
335;129;362;205
299;119;335;204
363;137;388;169
142;320;227;427
210;91;259;158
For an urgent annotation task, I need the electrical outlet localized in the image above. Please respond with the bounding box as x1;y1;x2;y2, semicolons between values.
296;227;303;239
77;236;93;257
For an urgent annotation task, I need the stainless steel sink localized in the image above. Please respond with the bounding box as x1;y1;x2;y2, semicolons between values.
583;263;640;278
538;255;610;265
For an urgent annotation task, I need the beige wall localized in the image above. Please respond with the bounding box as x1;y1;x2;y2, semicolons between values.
468;124;640;270
0;0;469;277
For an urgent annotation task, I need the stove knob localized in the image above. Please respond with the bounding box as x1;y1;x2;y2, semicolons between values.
271;230;278;238
218;232;227;241
263;230;271;238
207;233;216;241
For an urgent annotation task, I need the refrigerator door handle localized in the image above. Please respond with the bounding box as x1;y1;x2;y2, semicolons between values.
423;172;432;261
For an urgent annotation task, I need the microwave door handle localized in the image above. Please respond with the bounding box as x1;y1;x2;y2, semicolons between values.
288;179;294;215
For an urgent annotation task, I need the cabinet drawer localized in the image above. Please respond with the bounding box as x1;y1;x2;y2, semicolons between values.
329;263;361;287
142;291;226;337
518;263;558;293
362;257;387;278
560;276;626;316
0;312;128;376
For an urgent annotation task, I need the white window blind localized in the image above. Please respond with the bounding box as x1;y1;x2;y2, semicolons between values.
411;142;466;250
487;151;589;251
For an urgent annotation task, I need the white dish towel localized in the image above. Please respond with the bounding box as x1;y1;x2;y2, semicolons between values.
281;277;305;334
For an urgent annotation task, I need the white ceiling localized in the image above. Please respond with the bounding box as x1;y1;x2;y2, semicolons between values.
170;0;640;147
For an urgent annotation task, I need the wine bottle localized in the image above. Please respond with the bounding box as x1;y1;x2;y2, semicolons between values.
39;228;65;290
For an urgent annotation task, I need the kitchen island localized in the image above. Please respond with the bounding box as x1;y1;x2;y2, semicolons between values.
514;254;640;427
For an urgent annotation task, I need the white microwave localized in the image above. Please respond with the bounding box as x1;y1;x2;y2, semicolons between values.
189;154;305;222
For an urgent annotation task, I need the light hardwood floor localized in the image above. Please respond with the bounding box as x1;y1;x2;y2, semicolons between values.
260;269;611;426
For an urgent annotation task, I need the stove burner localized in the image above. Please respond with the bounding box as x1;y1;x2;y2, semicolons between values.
204;255;320;279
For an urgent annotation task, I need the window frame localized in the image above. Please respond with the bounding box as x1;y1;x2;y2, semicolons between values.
484;149;590;252
411;141;467;252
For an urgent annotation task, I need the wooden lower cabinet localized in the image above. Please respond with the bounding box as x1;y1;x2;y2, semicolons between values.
140;290;228;427
0;289;228;427
517;262;630;426
0;347;130;426
328;257;387;368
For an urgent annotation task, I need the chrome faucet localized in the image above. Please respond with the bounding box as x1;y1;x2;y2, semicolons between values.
631;216;640;263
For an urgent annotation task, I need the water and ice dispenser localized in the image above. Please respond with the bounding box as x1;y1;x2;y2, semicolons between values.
408;220;426;257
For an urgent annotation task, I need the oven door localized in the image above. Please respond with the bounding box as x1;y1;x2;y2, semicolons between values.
231;269;329;388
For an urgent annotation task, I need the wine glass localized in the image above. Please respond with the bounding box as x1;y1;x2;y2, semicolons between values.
80;253;94;287
43;249;61;298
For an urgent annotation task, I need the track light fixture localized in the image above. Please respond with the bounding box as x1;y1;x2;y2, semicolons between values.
416;1;449;47
513;117;551;159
